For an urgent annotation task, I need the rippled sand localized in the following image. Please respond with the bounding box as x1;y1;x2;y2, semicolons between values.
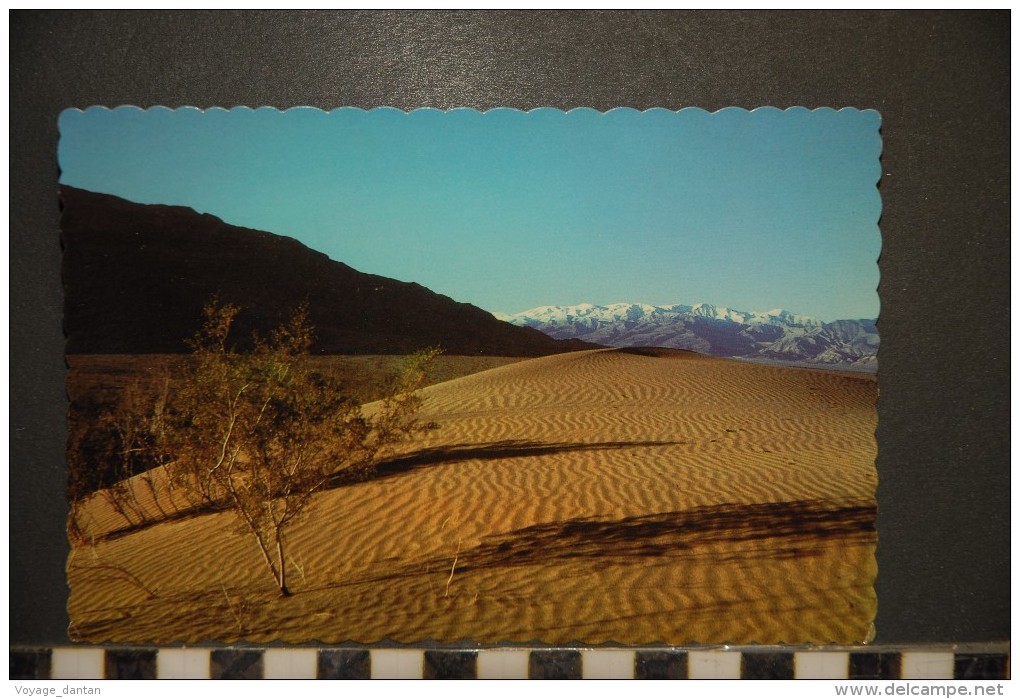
68;349;877;644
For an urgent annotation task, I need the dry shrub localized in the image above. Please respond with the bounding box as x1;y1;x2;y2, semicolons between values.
69;299;440;596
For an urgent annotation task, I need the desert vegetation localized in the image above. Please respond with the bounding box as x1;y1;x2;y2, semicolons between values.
68;300;440;597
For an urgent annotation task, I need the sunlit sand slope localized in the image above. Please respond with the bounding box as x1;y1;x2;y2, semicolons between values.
69;348;877;644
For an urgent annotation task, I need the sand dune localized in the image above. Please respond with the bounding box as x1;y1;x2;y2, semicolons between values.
68;348;877;644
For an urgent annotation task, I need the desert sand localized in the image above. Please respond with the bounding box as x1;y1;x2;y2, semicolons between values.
67;348;877;644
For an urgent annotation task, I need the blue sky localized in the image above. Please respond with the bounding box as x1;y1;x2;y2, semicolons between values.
58;107;881;321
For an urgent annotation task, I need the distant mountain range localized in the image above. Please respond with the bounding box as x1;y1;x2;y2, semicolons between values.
61;187;877;367
493;303;878;368
60;187;596;356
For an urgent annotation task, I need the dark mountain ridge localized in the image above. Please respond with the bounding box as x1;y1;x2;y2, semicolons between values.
60;187;597;356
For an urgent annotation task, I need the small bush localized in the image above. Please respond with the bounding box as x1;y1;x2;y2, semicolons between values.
69;299;440;596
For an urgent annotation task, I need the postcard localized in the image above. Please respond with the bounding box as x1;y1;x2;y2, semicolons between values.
59;106;880;644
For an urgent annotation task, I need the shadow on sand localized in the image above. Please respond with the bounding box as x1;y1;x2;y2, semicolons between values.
328;438;690;488
358;498;878;588
461;498;876;568
93;439;690;542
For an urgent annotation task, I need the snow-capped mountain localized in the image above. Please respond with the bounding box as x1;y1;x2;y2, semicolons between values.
492;302;877;368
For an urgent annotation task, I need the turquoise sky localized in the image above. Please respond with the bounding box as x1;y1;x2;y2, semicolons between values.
58;107;881;321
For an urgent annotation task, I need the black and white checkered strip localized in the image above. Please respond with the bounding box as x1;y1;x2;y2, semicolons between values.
9;647;1010;679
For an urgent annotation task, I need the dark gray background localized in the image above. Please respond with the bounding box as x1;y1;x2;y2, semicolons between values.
11;11;1009;644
